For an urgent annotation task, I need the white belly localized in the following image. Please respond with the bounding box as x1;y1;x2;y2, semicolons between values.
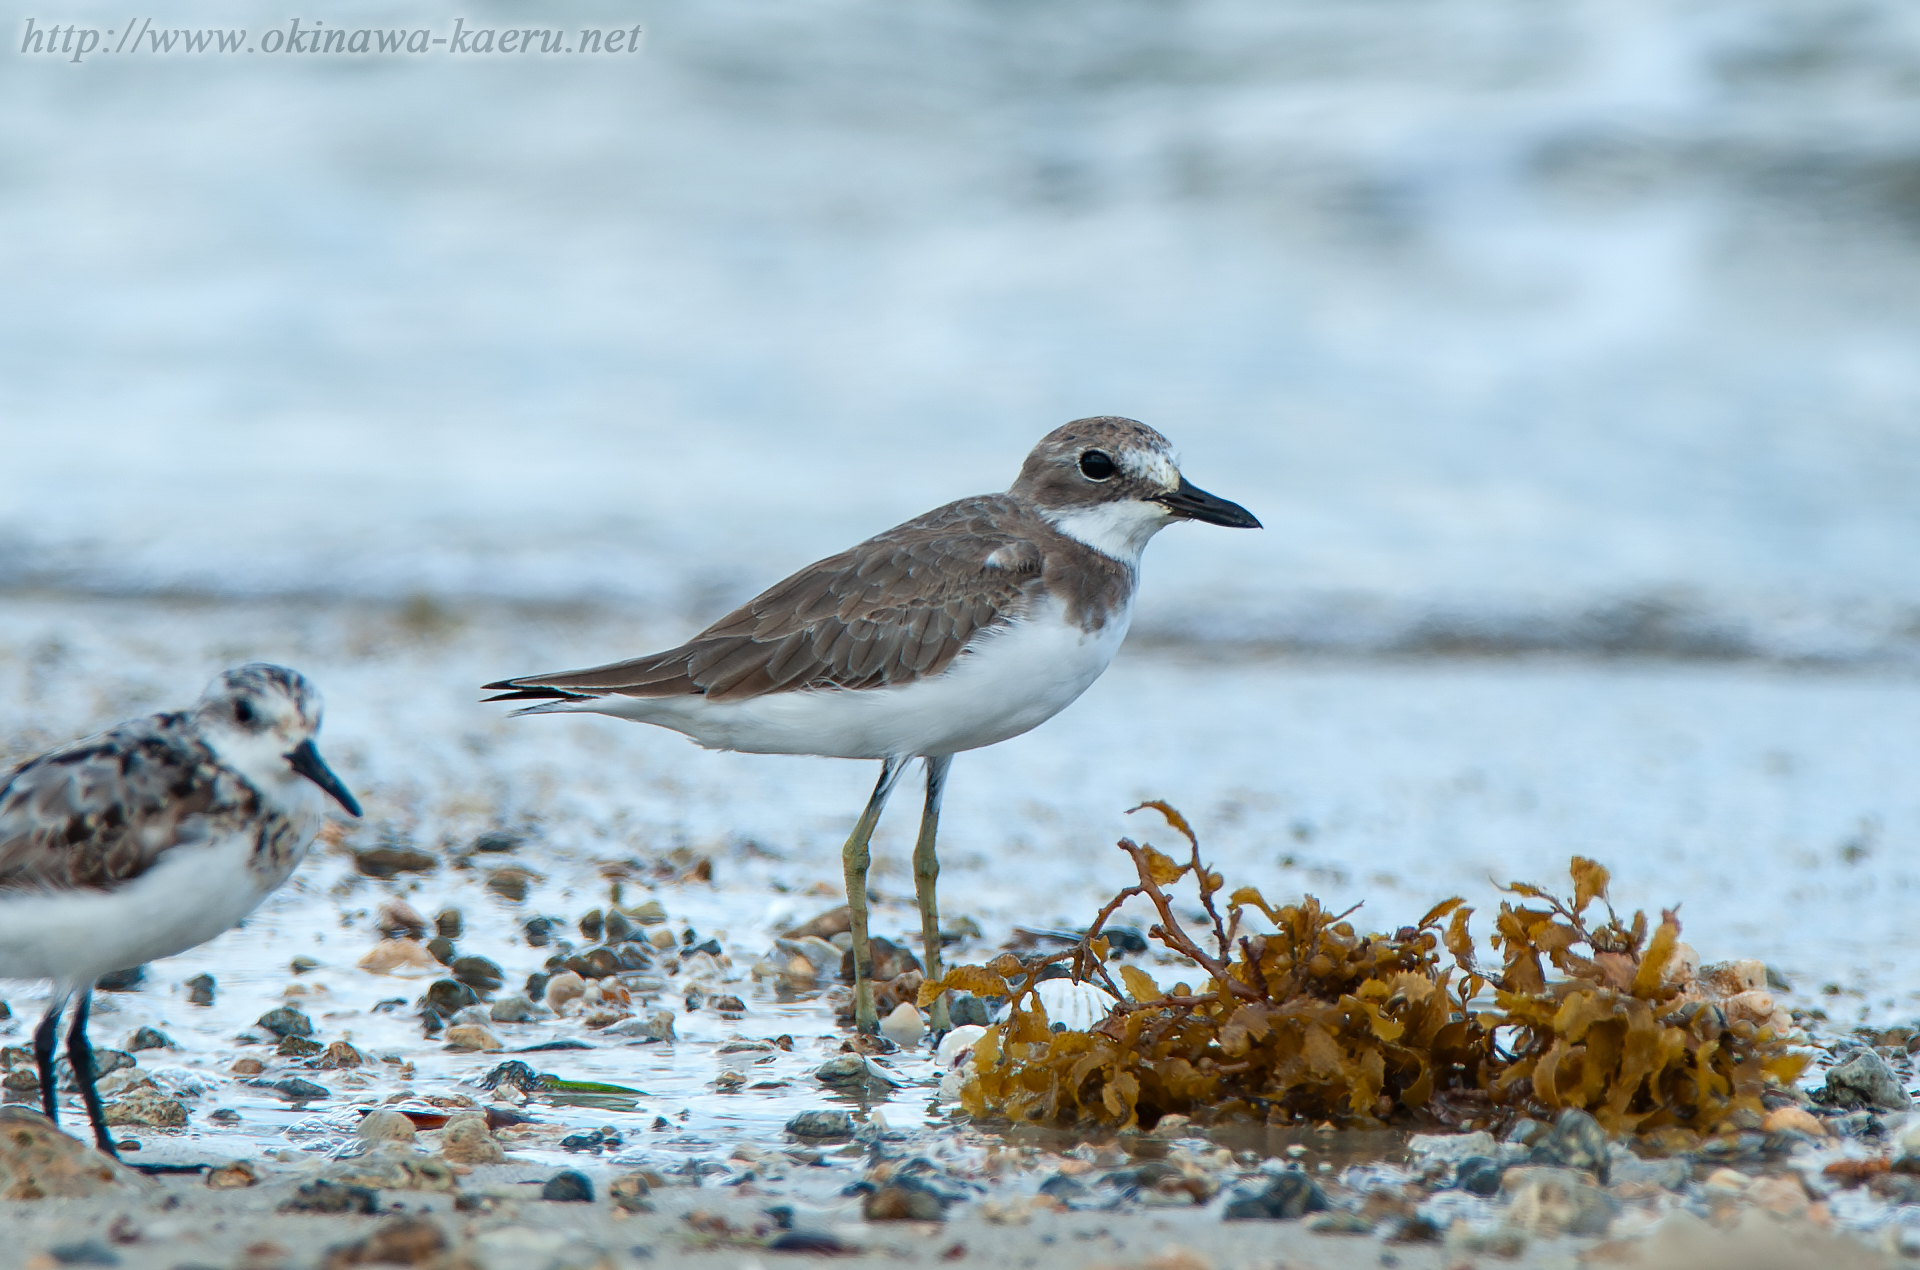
0;831;288;989
575;598;1131;759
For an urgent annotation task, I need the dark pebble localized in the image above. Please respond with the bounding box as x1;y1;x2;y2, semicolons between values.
840;937;921;983
1387;1216;1444;1244
574;949;621;979
1823;1049;1912;1112
249;1077;329;1102
602;909;635;944
47;1240;119;1266
1455;1156;1504;1197
185;974;216;1007
1037;1174;1089;1201
524;972;552;1001
484;868;533;902
516;1040;593;1052
1033;964;1072;982
278;1180;380;1215
450;956;504;996
711;994;746;1015
614;945;653;972
1531;1108;1612;1183
426;937;457;966
289;956;319;975
578;909;605;942
541;1170;594;1202
1222;1172;1330;1221
352;845;440;879
0;1000;9;1021
1101;926;1148;954
435;908;464;940
424;979;479;1016
690;938;724;958
561;1129;622;1153
948;994;993;1027
523;917;558;948
95;966;145;993
255;1006;314;1039
768;1231;854;1255
275;1036;323;1058
786;1110;855;1140
863;1178;949;1221
478;1061;543;1092
472;830;523;853
125;1027;173;1052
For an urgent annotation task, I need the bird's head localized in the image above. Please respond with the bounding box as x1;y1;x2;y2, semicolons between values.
194;663;361;816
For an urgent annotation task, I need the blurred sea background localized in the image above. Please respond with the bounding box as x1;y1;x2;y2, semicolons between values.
5;1;1920;1024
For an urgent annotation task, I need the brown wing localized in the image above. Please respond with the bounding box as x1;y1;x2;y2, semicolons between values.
0;714;237;893
485;495;1049;704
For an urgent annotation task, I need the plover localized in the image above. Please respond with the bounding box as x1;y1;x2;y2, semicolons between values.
0;663;360;1154
484;417;1258;1033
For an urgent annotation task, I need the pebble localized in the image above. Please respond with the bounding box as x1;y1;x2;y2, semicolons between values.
1409;1130;1498;1162
451;955;505;996
948;994;994;1027
1824;1049;1911;1111
1501;1166;1620;1237
443;1024;503;1052
319;1213;447;1269
123;1027;172;1052
277;1035;323;1057
541;1170;594;1202
864;1177;949;1221
101;1091;187;1128
1529;1108;1611;1182
609;1173;652;1212
204;1160;258;1190
424;979;479;1017
879;1002;925;1048
1455;1156;1505;1197
435;908;463;940
440;1117;506;1164
841;936;921;983
484;867;538;902
279;1181;380;1215
786;1110;855;1140
357;846;440;879
543;971;587;1010
356;939;441;977
323;1146;457;1193
603;1010;675;1043
248;1077;329;1102
255;1006;314;1039
185;974;216;1006
488;995;542;1023
1763;1105;1830;1138
0;1108;138;1199
1221;1172;1329;1220
356;1109;418;1144
317;1041;367;1069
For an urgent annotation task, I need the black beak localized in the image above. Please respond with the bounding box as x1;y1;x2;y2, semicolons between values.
1155;476;1262;529
288;739;362;817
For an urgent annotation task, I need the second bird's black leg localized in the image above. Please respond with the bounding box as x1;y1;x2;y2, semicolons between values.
32;995;65;1126
65;989;118;1156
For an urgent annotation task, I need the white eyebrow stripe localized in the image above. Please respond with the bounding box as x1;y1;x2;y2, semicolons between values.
1119;447;1178;489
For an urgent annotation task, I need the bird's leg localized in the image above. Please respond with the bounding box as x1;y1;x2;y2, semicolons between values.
65;988;117;1157
32;992;67;1127
914;754;954;1035
843;757;907;1035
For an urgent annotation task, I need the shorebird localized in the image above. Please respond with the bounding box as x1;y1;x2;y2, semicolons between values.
0;664;360;1155
484;417;1258;1033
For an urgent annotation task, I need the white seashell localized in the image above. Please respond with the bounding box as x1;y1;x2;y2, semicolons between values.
1032;978;1116;1032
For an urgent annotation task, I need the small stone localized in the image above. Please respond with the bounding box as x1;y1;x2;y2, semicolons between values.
426;936;457;965
278;1180;380;1215
1306;1212;1374;1235
319;1213;447;1270
230;1058;265;1076
841;936;921;983
205;1160;258;1189
184;974;216;1006
0;1107;139;1199
124;1027;172;1052
443;1025;504;1053
102;1091;187;1128
357;939;441;976
323;1145;457;1194
541;1170;593;1202
472;830;522;853
484;867;539;902
1824;1049;1911;1111
948;994;993;1027
783;906;851;940
1763;1105;1829;1138
290;956;321;975
786;1110;855;1140
255;1006;314;1039
1529;1108;1611;1181
647;927;677;949
95;966;145;992
450;956;504;997
603;1010;674;1043
609;1173;652;1212
1456;1157;1505;1197
435;908;464;940
354;846;440;879
814;1055;896;1091
711;994;747;1016
357;1109;417;1143
578;909;605;942
1501;1166;1620;1237
440;1118;505;1164
544;972;587;1010
489;996;540;1023
1408;1130;1498;1162
249;1078;329;1102
45;1239;118;1265
864;1177;949;1221
602;909;635;944
276;1035;323;1057
879;1003;924;1048
424;978;479;1018
1222;1172;1329;1220
1702;1167;1752;1194
770;1231;855;1254
317;1041;367;1069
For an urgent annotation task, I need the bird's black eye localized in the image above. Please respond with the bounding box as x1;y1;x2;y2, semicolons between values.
234;700;254;725
1078;450;1116;481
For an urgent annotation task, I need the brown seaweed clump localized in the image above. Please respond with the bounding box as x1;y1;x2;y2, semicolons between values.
923;803;1808;1141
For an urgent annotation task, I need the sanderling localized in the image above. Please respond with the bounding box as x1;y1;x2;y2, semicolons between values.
484;417;1258;1033
0;663;361;1154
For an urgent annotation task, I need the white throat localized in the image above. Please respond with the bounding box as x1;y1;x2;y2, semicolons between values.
198;726;316;813
1043;499;1171;565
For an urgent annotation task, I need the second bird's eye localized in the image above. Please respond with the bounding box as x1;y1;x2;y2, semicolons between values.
1078;450;1116;481
234;700;254;725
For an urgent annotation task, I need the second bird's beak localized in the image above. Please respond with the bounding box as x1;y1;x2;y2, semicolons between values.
288;739;363;817
1155;476;1262;529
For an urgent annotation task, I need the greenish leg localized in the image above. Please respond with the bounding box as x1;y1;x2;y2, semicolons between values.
914;755;954;1035
843;757;907;1035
